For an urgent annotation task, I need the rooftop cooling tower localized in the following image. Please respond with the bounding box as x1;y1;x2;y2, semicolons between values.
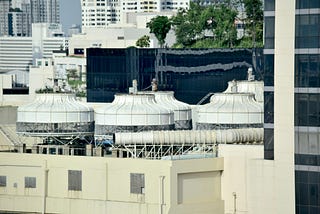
95;94;174;136
196;87;263;130
16;93;94;137
144;91;192;130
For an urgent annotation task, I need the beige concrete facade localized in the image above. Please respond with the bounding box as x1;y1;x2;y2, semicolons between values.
219;144;264;214
29;59;55;100
0;74;30;106
219;144;279;214
274;0;295;213
0;153;224;214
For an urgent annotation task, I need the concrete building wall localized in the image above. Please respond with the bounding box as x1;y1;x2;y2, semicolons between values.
29;59;55;99
0;153;224;214
0;33;65;73
0;106;17;124
32;23;65;62
219;144;263;214
0;37;33;72
219;144;285;214
273;0;295;213
54;56;87;82
0;94;30;106
69;27;159;56
0;74;30;106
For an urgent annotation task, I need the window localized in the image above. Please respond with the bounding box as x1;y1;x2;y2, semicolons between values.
296;0;320;9
264;17;275;49
264;54;274;86
0;176;6;187
295;54;320;88
68;170;82;191
74;48;84;55
295;93;320;126
130;173;145;194
264;128;274;160
264;91;274;123
264;0;275;11
295;14;320;48
25;177;36;188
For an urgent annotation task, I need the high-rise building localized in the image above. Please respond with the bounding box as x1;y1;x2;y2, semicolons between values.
4;0;59;36
68;24;81;37
7;1;32;36
8;9;31;36
30;0;60;24
80;0;188;28
0;0;11;36
0;23;66;72
264;0;320;213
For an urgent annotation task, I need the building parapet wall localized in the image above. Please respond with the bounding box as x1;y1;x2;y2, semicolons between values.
0;153;224;214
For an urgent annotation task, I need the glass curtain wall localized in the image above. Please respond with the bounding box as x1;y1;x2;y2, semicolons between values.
295;1;320;213
263;0;275;160
87;48;262;104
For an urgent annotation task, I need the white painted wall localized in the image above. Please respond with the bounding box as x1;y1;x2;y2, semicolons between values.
69;27;159;56
28;59;55;100
219;144;264;214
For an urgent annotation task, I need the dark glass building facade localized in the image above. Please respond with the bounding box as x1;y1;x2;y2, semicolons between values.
295;1;320;212
264;0;320;213
87;48;263;104
263;0;275;160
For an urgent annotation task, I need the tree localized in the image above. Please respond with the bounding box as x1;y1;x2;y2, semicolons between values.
243;0;263;47
211;5;238;48
66;69;84;94
147;16;171;48
136;35;150;47
171;3;204;47
171;2;238;48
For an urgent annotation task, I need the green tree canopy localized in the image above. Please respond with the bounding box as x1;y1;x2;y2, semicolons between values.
171;3;203;47
136;35;150;48
211;5;238;47
243;0;263;47
171;2;238;48
146;16;171;48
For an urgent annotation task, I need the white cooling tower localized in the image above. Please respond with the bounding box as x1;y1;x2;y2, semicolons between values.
95;94;174;136
16;93;94;136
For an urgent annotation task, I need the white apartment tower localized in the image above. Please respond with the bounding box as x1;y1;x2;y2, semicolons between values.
0;23;66;72
81;0;188;28
0;0;11;36
8;10;31;36
30;0;60;24
4;0;60;36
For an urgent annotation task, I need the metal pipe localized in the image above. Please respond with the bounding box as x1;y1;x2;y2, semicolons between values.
114;128;263;145
233;192;237;214
159;176;165;214
42;160;48;214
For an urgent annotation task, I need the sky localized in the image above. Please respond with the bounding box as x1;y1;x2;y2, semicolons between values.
60;0;82;35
